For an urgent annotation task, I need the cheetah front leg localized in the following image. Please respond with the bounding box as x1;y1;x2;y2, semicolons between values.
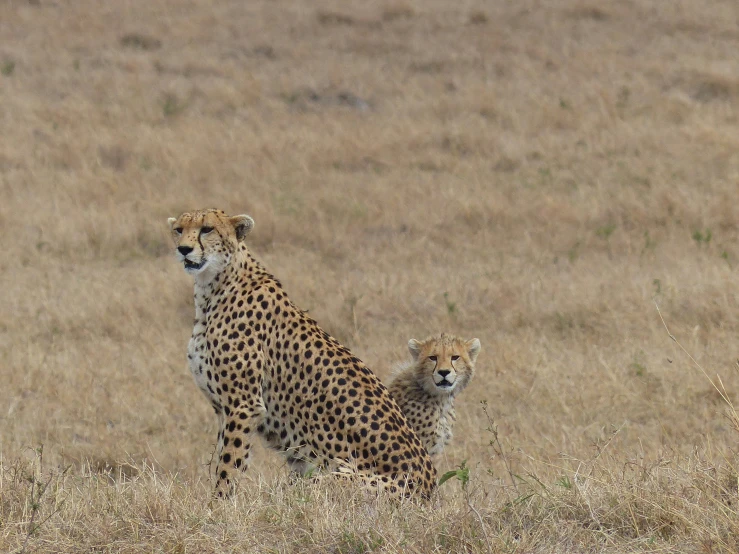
213;403;266;499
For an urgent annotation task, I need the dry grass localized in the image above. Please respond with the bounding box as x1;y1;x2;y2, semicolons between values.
2;0;739;551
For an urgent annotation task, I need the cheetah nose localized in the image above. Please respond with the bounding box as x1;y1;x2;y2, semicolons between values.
437;369;451;378
178;246;193;256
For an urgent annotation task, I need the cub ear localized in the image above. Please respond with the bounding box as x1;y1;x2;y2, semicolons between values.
466;338;481;363
230;215;255;241
167;217;177;229
408;339;422;360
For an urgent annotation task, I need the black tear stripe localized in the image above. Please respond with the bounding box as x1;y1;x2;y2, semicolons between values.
197;231;204;253
215;229;229;251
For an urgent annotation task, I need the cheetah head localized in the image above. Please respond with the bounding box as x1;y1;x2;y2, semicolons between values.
167;209;254;278
407;334;481;396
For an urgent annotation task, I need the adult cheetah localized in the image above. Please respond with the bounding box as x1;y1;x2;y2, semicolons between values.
387;334;481;459
167;208;436;499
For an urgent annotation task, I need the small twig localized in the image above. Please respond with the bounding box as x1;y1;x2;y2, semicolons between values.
19;496;39;554
481;401;519;494
19;446;54;554
654;301;739;429
464;486;493;554
591;423;623;464
28;496;66;539
584;422;626;481
655;301;730;403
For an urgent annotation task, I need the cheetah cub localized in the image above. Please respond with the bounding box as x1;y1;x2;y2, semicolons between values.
387;334;481;459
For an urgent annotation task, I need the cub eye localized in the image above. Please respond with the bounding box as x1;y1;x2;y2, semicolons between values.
174;227;183;234
201;226;214;234
428;356;437;362
451;355;460;361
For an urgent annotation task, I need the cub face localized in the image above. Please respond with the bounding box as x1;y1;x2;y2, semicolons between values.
407;335;481;396
167;209;253;277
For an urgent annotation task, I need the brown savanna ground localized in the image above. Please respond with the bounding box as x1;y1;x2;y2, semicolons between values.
2;0;739;551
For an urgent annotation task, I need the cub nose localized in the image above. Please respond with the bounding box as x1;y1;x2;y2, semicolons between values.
437;369;451;378
178;246;193;256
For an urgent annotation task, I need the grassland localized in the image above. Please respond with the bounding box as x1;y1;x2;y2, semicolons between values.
2;0;739;551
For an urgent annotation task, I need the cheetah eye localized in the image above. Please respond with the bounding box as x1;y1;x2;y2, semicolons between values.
201;226;214;235
174;227;183;234
451;355;460;361
428;356;437;362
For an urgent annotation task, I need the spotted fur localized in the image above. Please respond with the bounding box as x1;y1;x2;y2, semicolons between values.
167;209;436;499
387;334;481;459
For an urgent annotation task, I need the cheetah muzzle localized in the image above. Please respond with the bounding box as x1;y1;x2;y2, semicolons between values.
175;245;209;274
183;258;207;272
435;378;454;389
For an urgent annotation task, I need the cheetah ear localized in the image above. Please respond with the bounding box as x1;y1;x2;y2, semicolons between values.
230;214;254;241
466;338;481;363
167;217;177;229
408;339;422;360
